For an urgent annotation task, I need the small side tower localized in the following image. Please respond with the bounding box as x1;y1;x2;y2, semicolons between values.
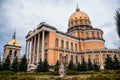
3;32;21;63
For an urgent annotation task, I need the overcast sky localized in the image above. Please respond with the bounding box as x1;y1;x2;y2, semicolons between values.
0;0;120;57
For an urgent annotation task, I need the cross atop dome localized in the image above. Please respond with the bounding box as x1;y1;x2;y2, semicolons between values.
12;31;16;39
76;4;80;11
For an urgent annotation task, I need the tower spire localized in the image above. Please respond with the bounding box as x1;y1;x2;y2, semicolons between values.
76;3;80;11
12;29;16;39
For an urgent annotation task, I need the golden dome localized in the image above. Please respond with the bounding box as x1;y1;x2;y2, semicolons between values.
68;7;91;27
7;39;20;46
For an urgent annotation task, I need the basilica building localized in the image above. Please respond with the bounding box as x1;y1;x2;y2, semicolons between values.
26;7;120;70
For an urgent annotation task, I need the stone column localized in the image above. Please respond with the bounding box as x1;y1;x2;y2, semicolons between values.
33;36;36;64
68;52;70;64
100;51;104;69
37;33;40;63
85;52;87;62
25;40;28;57
30;38;33;64
41;30;45;62
29;39;32;64
27;40;30;63
92;51;95;64
57;50;59;60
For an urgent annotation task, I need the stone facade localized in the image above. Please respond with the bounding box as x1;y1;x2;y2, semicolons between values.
26;7;120;70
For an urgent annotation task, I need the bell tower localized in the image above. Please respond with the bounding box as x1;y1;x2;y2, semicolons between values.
3;31;21;63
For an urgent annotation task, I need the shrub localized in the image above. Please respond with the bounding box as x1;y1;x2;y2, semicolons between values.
86;74;120;80
0;71;15;76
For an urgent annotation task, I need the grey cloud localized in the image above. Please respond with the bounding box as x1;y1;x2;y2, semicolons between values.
0;0;120;57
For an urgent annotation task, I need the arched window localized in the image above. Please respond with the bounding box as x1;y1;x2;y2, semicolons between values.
71;55;73;62
81;55;84;63
66;54;68;65
59;53;62;63
66;41;69;49
14;51;17;57
45;52;47;60
88;55;91;61
75;44;77;51
92;32;95;38
76;56;78;64
97;32;99;38
55;38;58;47
86;32;89;38
102;54;106;64
95;54;99;64
71;42;73;50
61;40;64;48
9;50;12;57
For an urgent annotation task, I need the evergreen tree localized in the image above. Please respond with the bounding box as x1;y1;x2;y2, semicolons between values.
68;60;74;70
3;55;11;70
36;59;44;72
54;60;60;72
93;59;99;71
11;57;19;72
43;59;49;72
113;55;119;70
19;55;27;72
81;57;87;71
76;62;81;71
0;61;3;71
72;64;77;71
87;58;93;71
115;8;120;38
105;54;114;70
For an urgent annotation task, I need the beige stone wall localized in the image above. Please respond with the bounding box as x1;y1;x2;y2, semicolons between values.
3;47;21;64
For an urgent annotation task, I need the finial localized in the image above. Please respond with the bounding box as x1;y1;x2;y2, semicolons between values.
76;3;80;11
12;28;16;39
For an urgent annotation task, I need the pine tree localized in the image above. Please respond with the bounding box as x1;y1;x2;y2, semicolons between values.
0;61;3;71
76;62;81;71
68;60;74;70
81;58;87;71
113;55;119;70
11;57;19;72
105;54;114;70
93;59;99;71
36;59;44;72
43;59;49;72
115;8;120;38
87;58;93;71
19;55;27;72
54;60;60;72
3;55;11;70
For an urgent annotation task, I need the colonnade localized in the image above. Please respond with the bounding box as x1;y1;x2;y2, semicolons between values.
25;30;45;65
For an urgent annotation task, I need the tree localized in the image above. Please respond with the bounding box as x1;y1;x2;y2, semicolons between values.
36;59;44;72
54;60;60;72
87;58;93;71
19;55;27;72
3;55;11;70
81;57;87;71
105;54;114;70
76;62;81;71
68;60;74;70
93;59;99;71
115;8;120;38
43;59;49;72
113;55;120;70
0;61;3;71
11;57;19;72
